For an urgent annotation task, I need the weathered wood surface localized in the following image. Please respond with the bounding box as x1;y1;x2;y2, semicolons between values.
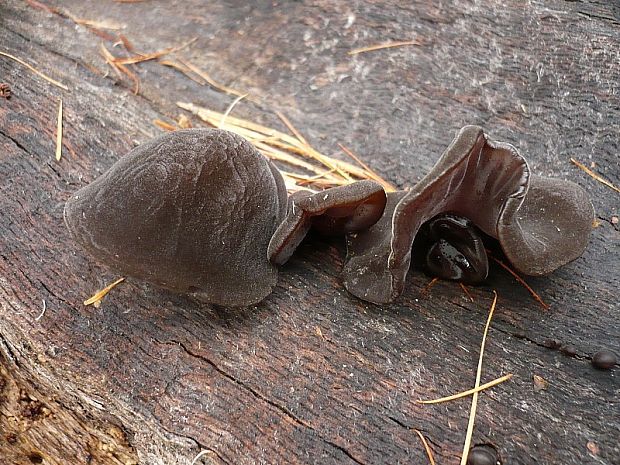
1;1;619;464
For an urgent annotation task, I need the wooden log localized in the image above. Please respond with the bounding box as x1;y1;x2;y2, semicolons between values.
1;1;618;464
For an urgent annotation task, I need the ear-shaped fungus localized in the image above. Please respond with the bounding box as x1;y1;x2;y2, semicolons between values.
268;180;387;265
343;125;594;304
64;129;288;306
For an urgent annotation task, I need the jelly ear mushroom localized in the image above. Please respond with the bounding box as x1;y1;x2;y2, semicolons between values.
64;128;288;306
268;180;387;265
343;125;594;304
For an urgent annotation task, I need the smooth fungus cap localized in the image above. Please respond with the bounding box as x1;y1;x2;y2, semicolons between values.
64;129;288;306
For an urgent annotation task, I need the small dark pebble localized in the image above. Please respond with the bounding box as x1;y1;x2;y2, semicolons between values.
561;345;577;357
467;445;498;465
542;338;561;350
592;350;617;370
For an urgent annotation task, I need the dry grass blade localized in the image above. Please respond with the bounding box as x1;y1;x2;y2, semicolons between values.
190;450;215;465
418;373;513;405
460;291;498;465
0;50;69;90
176;101;396;191
489;255;549;310
55;99;63;161
84;278;125;306
570;158;620;193
348;39;421;55
414;430;436;465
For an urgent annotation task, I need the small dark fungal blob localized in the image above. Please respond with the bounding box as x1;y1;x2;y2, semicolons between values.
268;180;386;265
65;129;288;306
560;345;577;357
412;213;488;283
592;350;617;370
343;125;594;304
467;445;499;465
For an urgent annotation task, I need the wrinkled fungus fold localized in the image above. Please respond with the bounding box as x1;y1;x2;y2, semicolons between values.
342;125;594;304
268;180;386;265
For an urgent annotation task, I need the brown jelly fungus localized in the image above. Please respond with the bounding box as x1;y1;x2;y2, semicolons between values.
66;126;594;306
592;350;617;370
467;445;499;465
268;180;386;265
343;125;594;304
65;129;386;306
65;129;288;306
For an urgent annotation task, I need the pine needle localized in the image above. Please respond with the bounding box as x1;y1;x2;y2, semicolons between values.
276;110;310;146
159;60;206;85
55;98;63;161
348;40;421;55
418;373;513;405
177;102;383;184
113;38;197;65
422;277;439;295
0;50;69;90
414;430;436;465
339;143;396;192
219;94;248;128
84;277;125;306
153;119;177;131
460;291;498;465
570;158;620;193
177;59;247;97
459;283;474;302
489;255;549;310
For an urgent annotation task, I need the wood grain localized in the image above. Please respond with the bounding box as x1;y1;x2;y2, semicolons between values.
1;1;618;464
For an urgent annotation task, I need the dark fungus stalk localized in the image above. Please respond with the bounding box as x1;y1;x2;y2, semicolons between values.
65;126;594;307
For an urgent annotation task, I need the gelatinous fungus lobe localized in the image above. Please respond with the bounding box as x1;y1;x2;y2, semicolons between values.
64;129;288;306
268;180;387;265
343;125;594;304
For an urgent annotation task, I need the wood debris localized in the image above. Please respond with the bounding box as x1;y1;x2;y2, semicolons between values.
0;83;11;99
532;374;548;392
84;278;125;306
459;283;474;302
100;39;196;94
